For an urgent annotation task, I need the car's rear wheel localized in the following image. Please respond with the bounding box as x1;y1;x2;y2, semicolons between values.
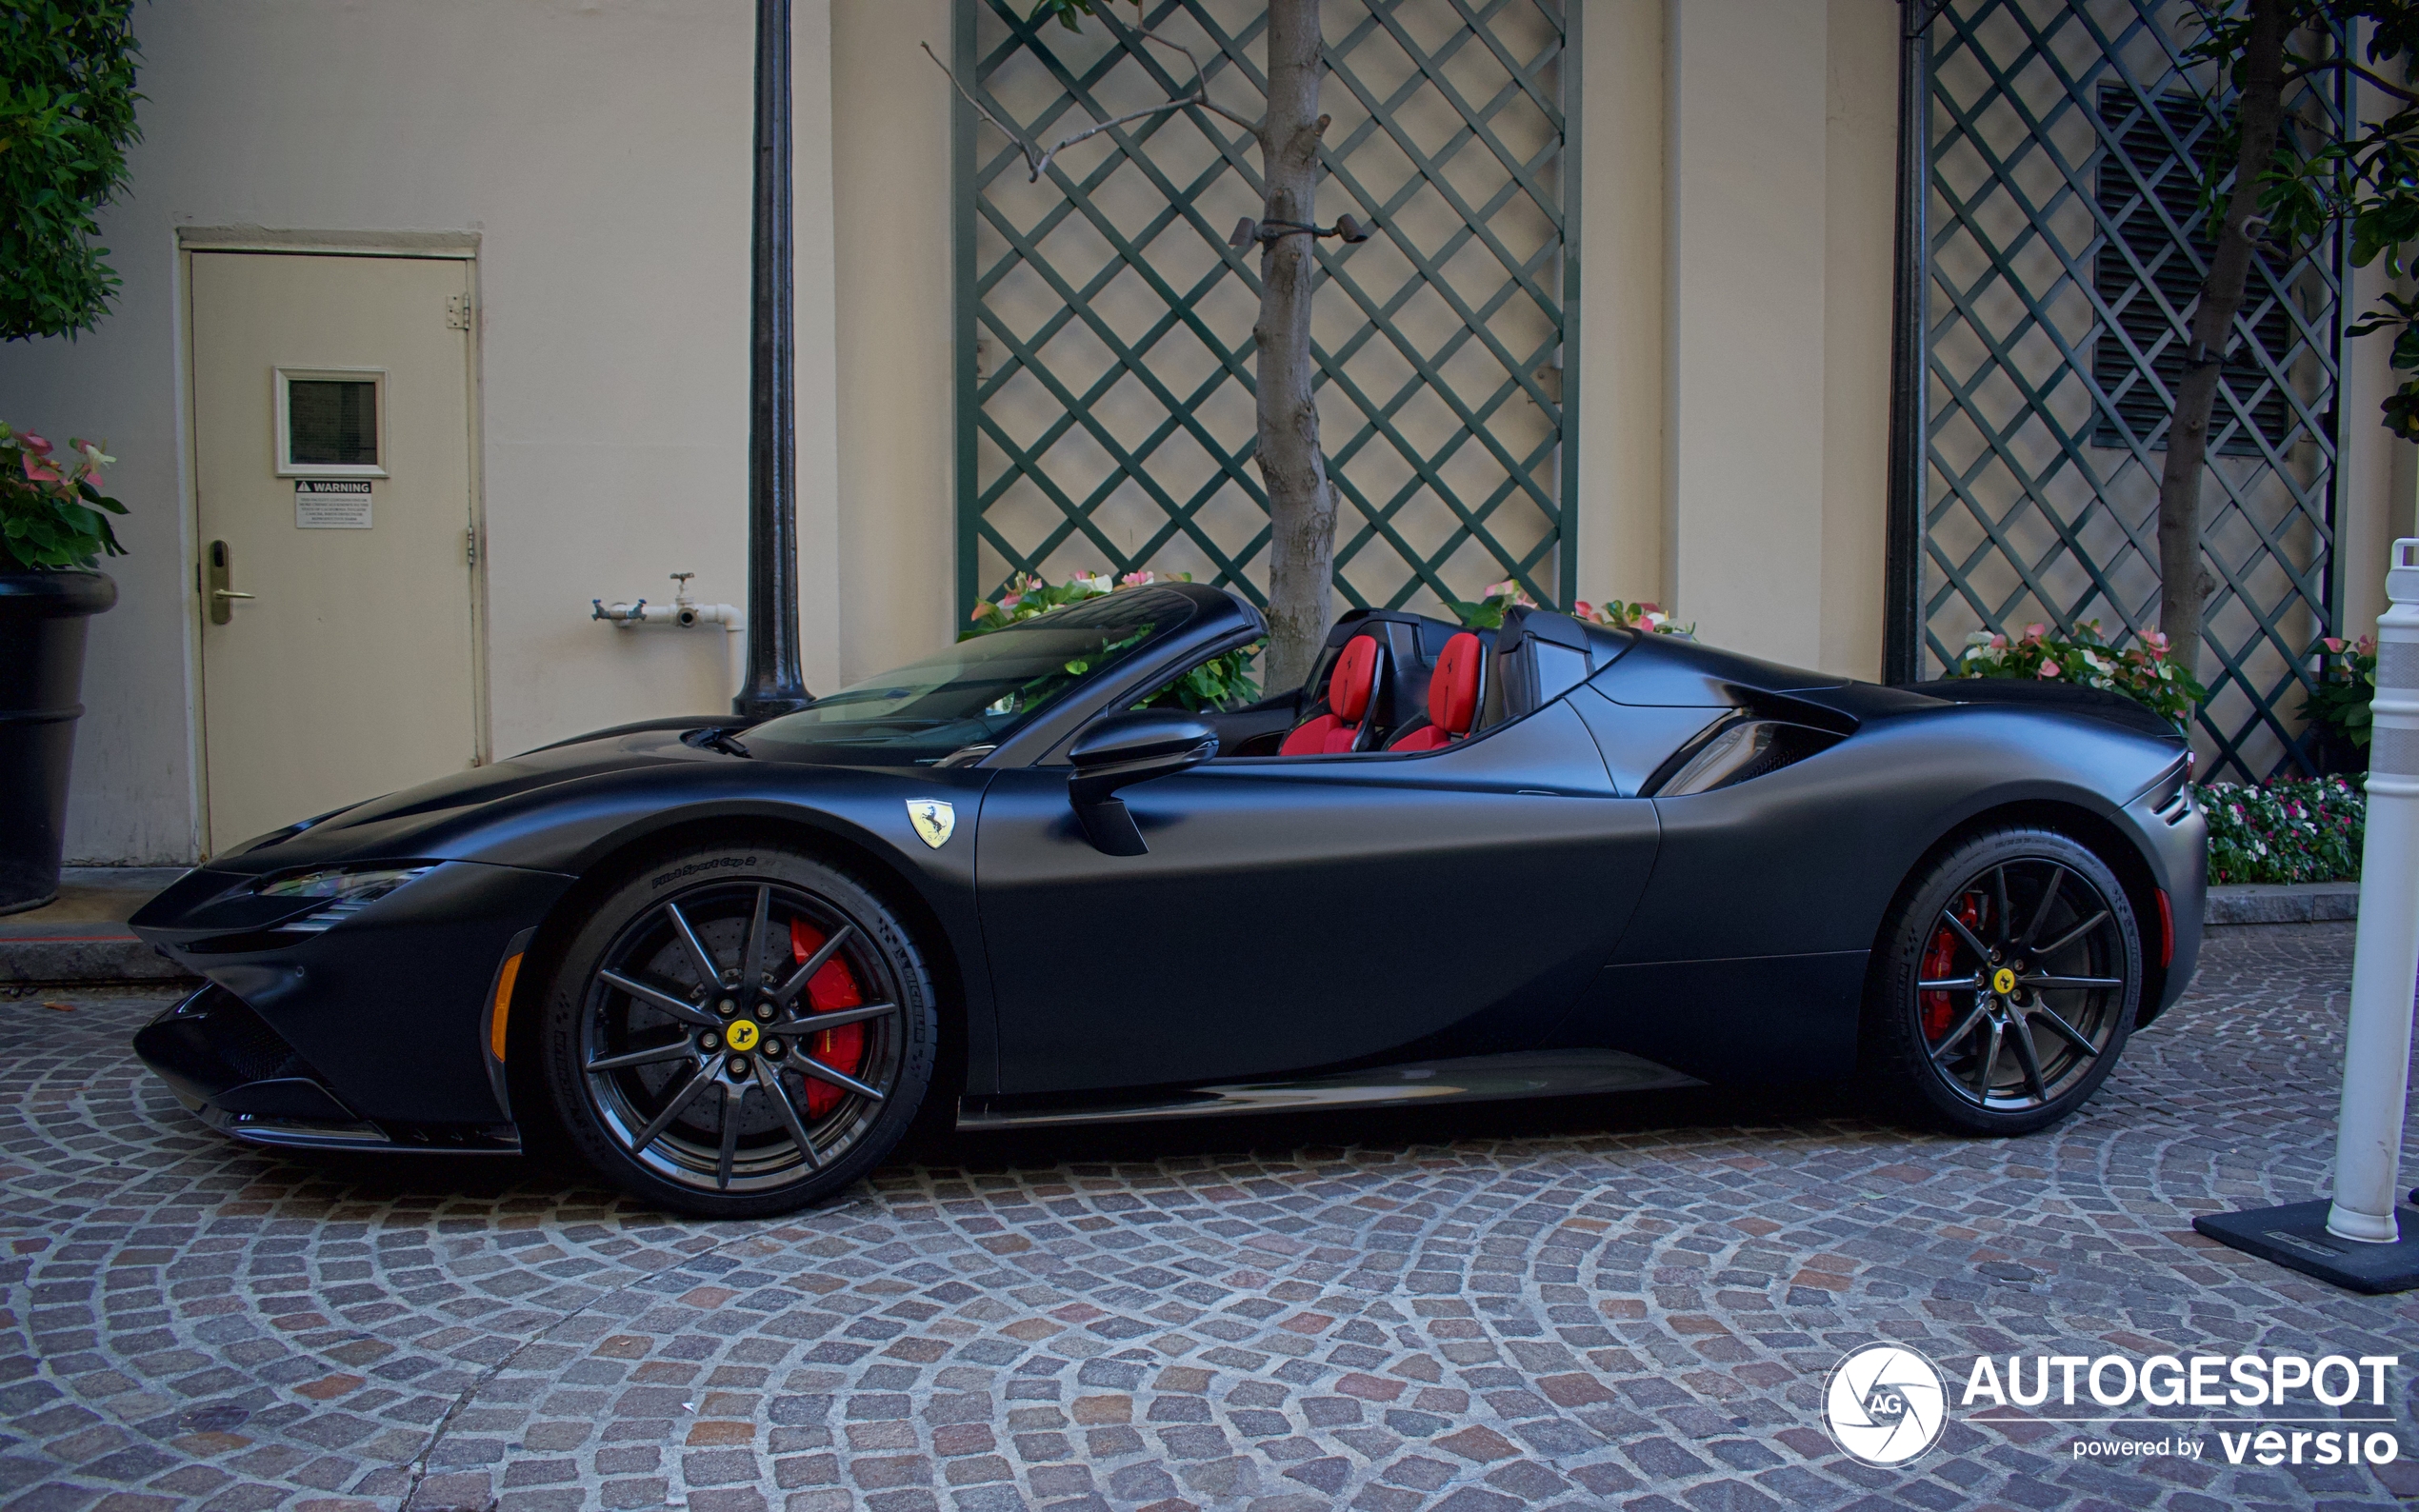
1866;826;2140;1136
538;845;935;1217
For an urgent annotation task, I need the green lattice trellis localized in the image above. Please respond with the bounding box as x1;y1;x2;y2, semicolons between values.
952;0;1575;630
1911;0;2349;782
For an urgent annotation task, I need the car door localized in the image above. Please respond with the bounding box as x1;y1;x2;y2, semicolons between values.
973;699;1661;1095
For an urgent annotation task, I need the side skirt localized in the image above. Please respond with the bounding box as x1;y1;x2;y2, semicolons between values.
956;1048;1701;1131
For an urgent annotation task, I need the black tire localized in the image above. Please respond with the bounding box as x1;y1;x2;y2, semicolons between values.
1865;826;2140;1136
538;843;936;1218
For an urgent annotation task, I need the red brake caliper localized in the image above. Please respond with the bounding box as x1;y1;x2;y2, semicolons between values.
1920;895;1982;1041
789;918;868;1117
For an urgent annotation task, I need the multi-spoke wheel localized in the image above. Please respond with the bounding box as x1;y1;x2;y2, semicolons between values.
539;846;935;1217
1866;827;2141;1135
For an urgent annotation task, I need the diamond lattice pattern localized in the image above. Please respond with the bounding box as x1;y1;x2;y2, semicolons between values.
963;0;1569;625
1922;0;2347;780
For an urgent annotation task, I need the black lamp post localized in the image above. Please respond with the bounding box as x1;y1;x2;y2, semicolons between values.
736;0;814;718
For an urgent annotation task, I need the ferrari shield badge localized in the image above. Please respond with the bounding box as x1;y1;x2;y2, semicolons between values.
908;798;957;849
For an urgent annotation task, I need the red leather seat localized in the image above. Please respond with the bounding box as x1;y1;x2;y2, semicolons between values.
1279;635;1384;755
1385;631;1483;752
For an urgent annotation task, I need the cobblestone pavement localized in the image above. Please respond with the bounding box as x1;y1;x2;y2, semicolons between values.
5;923;2418;1512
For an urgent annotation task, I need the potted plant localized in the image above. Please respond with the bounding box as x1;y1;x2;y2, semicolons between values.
2303;634;2375;777
0;424;126;912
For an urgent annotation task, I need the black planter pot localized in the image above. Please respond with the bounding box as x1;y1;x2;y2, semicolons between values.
0;569;116;914
2309;725;2369;780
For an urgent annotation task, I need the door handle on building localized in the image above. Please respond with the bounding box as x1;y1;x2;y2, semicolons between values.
205;540;253;625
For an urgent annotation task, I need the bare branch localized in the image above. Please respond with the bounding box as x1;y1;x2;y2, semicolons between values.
1097;15;1261;134
921;42;1050;180
921;21;1255;184
2279;56;2419;106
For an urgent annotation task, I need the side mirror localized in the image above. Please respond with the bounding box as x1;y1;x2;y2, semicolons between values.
1066;711;1217;856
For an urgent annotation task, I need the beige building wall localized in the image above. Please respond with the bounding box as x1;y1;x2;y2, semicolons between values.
1572;1;1668;616
830;0;959;688
1664;0;1832;665
1819;0;1900;679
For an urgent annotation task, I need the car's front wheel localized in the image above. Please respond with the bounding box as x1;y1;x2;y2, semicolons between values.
1866;826;2141;1136
538;845;935;1217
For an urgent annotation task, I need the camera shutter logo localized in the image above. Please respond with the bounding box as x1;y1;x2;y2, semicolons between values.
1824;1344;1949;1467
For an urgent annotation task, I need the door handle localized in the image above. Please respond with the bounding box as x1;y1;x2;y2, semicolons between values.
205;540;251;624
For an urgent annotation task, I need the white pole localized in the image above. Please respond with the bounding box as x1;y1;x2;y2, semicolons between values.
2327;537;2419;1243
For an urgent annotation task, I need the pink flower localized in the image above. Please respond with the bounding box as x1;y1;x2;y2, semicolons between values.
18;432;49;453
2035;662;2061;679
20;452;59;485
2324;636;2346;653
2024;623;2048;642
1574;600;1595;619
1119;571;1153;587
1989;634;2008;650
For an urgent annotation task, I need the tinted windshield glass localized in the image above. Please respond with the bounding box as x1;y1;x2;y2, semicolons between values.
746;587;1198;765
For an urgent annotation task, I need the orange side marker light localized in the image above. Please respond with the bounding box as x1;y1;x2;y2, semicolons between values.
490;952;523;1062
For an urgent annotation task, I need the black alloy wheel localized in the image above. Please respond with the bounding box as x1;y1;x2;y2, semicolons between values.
539;846;935;1217
1866;827;2140;1136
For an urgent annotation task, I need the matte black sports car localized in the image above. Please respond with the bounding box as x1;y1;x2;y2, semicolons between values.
131;583;2207;1216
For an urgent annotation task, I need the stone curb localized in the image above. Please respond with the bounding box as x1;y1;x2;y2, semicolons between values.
2204;880;2360;926
0;931;193;988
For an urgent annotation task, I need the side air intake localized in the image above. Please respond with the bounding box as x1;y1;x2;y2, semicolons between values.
1647;717;1840;798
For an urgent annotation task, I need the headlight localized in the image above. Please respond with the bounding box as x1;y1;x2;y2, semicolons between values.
251;865;437;931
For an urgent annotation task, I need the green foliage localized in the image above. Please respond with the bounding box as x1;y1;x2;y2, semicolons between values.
1449;579;1695;636
0;420;125;570
1;1;143;342
966;569;1262;711
1949;619;2207;727
2199;776;2365;884
2186;3;2419;437
2304;632;2377;747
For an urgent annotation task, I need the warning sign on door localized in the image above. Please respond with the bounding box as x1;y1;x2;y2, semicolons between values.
294;480;371;528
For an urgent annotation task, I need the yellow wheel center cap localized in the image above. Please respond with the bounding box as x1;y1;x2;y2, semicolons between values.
1990;966;2017;995
725;1019;761;1053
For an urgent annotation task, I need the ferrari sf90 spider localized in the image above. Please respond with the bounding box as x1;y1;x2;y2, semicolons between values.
131;584;2205;1215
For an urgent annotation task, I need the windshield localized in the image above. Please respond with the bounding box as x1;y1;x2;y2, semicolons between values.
746;587;1199;765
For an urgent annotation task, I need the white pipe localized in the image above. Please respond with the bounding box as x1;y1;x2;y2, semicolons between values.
2328;536;2419;1243
593;597;748;706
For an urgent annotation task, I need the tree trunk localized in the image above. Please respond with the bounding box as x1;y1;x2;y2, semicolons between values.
1255;0;1336;695
2155;0;2287;685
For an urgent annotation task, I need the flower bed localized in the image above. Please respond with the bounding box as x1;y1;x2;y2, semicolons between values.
967;570;1261;711
1949;619;2202;728
2198;777;2365;885
1454;579;1692;635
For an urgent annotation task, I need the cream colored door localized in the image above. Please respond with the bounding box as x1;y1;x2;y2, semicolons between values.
191;252;478;852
